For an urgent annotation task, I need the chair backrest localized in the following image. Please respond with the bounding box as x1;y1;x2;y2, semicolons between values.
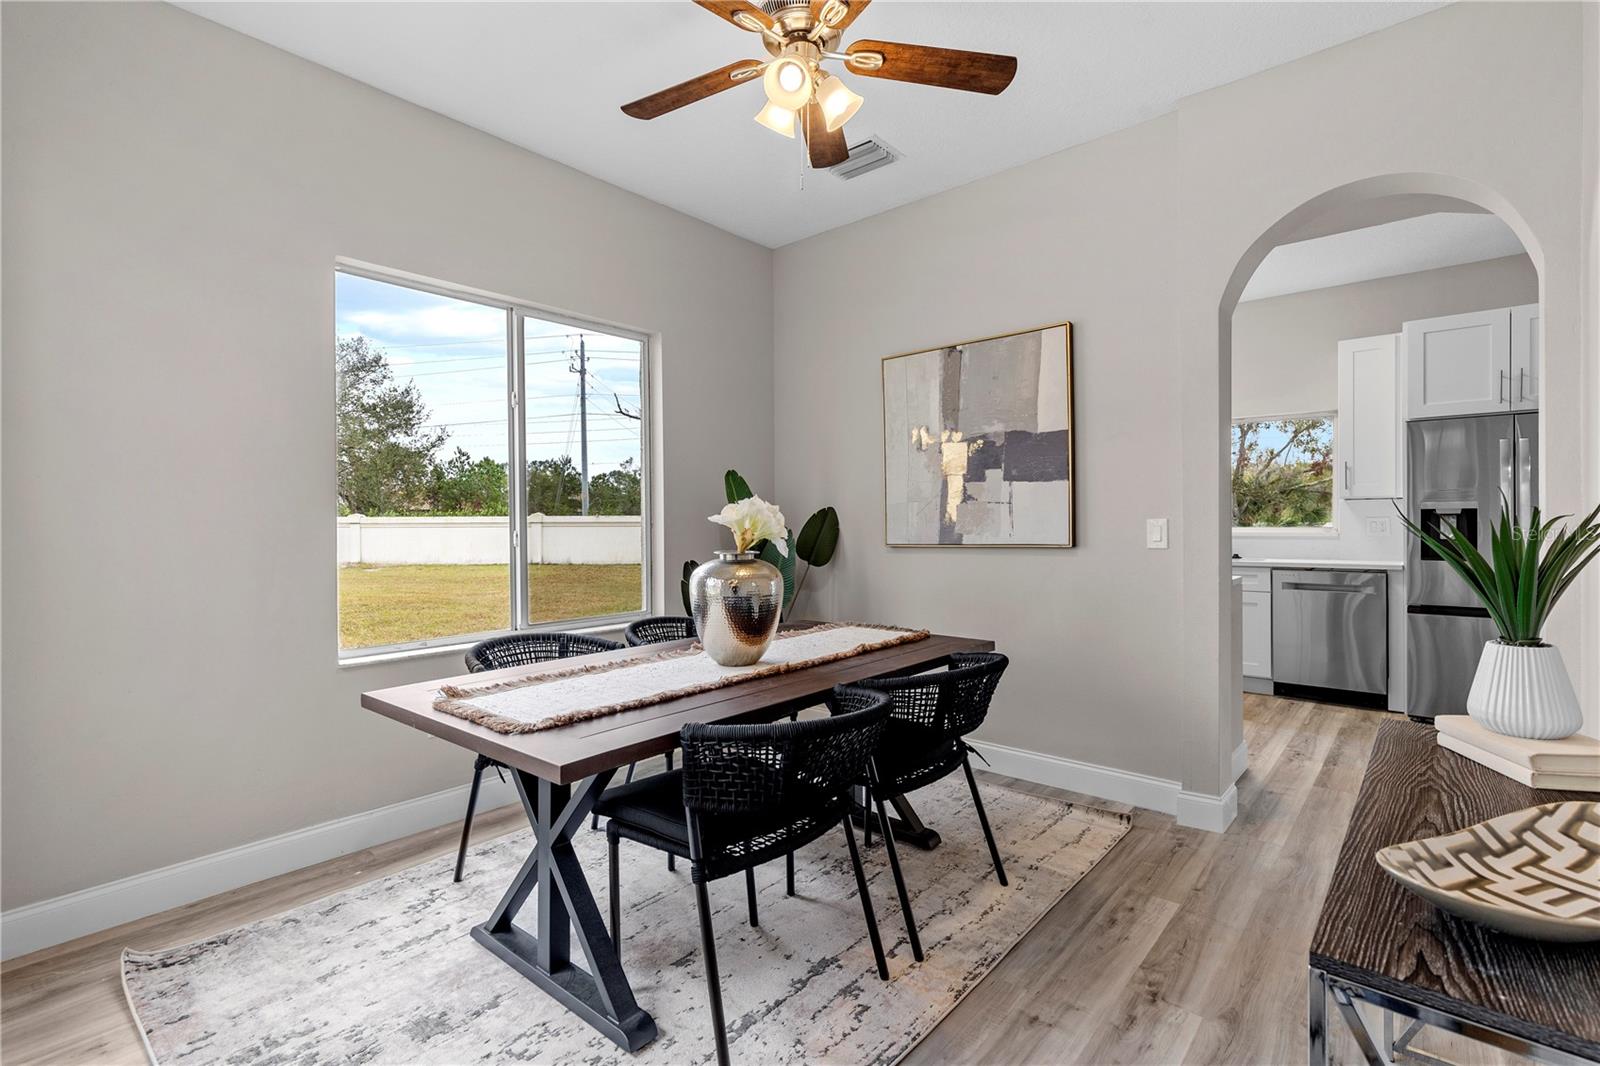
465;632;623;673
854;652;1008;741
679;686;890;819
623;615;697;647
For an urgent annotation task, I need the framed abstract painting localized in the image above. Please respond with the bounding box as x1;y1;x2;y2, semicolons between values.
882;322;1074;547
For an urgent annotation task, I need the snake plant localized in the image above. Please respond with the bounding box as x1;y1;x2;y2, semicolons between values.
1398;501;1600;646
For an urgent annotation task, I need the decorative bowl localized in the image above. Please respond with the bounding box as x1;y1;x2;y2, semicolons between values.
1375;800;1600;943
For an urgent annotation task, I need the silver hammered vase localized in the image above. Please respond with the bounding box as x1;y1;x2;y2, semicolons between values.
689;550;782;666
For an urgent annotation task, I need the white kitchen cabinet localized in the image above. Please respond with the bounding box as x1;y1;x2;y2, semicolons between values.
1240;588;1272;679
1510;303;1540;412
1403;308;1512;419
1337;333;1400;499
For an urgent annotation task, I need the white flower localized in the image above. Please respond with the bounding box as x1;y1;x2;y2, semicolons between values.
709;495;789;555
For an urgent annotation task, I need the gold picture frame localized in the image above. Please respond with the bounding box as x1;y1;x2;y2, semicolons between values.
881;321;1075;548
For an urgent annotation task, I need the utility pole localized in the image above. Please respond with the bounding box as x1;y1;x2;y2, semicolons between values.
577;335;590;516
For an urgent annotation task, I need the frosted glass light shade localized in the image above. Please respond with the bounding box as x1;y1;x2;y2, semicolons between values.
816;74;863;132
763;58;813;110
754;101;796;138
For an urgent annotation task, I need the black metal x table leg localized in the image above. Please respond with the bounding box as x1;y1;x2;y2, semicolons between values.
470;767;657;1052
850;791;943;850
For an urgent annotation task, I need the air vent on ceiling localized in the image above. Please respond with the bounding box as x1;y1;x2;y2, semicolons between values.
829;138;897;180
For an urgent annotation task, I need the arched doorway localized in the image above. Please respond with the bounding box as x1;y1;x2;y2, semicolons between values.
1216;173;1544;796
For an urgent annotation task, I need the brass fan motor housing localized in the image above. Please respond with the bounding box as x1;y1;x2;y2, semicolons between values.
759;1;842;56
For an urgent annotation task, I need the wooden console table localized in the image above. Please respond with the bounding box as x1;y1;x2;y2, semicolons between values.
1309;719;1599;1065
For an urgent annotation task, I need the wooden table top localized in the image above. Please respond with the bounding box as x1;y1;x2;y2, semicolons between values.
361;630;994;785
1310;719;1600;1059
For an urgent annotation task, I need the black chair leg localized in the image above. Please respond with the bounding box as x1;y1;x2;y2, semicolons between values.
841;817;890;981
453;755;487;883
861;785;874;848
745;867;759;926
874;793;923;962
962;750;1008;887
693;880;731;1066
608;832;621;944
785;850;795;896
665;752;677;872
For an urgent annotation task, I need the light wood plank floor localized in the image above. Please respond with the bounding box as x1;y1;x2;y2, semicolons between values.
0;697;1519;1064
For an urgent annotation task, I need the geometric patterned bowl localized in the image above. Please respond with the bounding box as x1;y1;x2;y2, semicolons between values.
1375;801;1600;943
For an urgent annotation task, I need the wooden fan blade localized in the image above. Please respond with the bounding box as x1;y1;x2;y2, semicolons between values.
809;0;870;34
694;0;775;34
845;39;1017;95
801;101;849;168
621;59;764;119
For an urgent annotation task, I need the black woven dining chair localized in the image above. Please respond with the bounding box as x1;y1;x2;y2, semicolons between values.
588;616;697;834
453;631;623;883
596;685;893;1066
847;651;1010;963
622;614;696;647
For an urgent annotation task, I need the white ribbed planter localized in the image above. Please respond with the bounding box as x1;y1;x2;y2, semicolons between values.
1466;642;1584;740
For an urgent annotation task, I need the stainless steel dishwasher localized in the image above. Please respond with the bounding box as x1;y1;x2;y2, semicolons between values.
1271;568;1388;707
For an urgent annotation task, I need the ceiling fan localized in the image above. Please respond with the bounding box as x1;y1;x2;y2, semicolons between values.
621;0;1018;168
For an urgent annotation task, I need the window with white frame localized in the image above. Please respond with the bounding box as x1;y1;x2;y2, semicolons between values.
335;267;647;656
1230;415;1335;530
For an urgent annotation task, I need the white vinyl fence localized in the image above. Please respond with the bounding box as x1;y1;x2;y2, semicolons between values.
337;514;641;566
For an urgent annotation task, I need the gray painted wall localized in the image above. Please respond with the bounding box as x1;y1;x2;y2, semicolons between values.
0;2;773;909
775;2;1595;810
775;115;1189;786
1232;254;1538;419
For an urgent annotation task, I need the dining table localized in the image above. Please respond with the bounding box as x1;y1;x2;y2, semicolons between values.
360;626;994;1052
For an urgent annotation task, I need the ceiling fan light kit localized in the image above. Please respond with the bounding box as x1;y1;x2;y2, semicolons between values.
753;100;797;138
762;52;815;110
815;73;862;132
621;0;1017;169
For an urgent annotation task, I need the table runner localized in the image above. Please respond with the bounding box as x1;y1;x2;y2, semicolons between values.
433;623;929;734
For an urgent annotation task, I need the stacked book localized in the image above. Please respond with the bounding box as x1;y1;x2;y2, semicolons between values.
1437;715;1600;792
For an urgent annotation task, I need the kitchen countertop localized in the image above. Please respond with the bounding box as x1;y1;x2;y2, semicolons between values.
1230;558;1404;571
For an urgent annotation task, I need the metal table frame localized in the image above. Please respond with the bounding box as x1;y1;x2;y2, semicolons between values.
473;765;656;1052
1309;966;1594;1066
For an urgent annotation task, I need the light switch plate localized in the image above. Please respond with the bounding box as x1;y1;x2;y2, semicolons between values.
1146;518;1169;549
1366;517;1390;537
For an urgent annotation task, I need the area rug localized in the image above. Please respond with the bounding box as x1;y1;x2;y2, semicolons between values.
122;776;1129;1065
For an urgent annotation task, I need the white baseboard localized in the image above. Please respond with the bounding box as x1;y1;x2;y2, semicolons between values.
1176;785;1239;833
967;739;1240;834
1232;740;1249;782
0;774;519;962
967;739;1182;816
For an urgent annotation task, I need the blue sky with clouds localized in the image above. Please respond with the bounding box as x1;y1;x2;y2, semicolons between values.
335;273;642;476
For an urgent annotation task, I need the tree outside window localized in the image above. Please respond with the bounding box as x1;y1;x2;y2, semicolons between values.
1231;417;1335;528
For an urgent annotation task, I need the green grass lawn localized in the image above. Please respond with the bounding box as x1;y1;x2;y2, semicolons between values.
339;563;642;650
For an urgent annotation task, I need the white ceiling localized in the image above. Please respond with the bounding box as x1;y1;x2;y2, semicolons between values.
179;1;1445;248
1239;212;1526;302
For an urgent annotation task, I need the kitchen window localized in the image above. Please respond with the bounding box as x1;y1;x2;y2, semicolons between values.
336;266;648;658
1231;415;1336;530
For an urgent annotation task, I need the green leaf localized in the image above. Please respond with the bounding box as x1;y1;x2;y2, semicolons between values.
1399;499;1600;644
1515;515;1539;641
681;559;698;615
1489;511;1522;639
760;534;797;610
724;469;753;504
795;506;840;568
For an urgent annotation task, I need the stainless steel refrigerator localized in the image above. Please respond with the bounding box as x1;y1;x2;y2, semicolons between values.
1406;412;1538;718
